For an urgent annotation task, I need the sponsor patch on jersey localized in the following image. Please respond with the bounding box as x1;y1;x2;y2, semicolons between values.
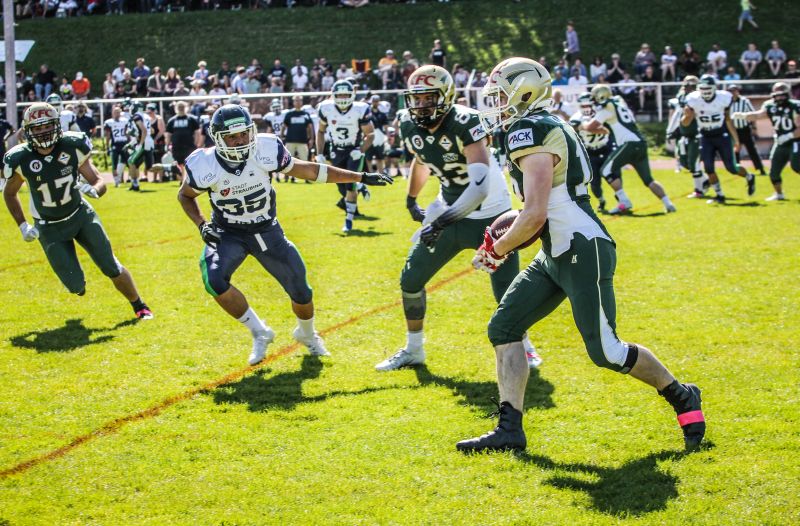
507;128;534;150
201;172;215;184
411;136;425;150
44;155;53;163
443;152;459;162
425;136;435;144
58;152;71;165
220;188;231;197
29;160;42;173
438;135;453;151
469;125;485;140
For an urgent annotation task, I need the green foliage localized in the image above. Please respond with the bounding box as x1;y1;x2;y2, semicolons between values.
0;165;798;524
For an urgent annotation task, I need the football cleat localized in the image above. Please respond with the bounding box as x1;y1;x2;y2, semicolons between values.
607;203;632;215
665;203;677;213
292;327;330;356
687;190;706;199
676;383;705;450
456;401;527;452
765;193;786;201
135;307;154;320
707;195;726;205
128;184;140;192
358;183;371;201
342;218;353;233
596;197;607;212
526;349;543;369
375;347;426;371
746;173;756;196
248;328;275;366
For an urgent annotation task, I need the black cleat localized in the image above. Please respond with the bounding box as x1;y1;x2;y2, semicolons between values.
676;383;705;450
456;401;527;453
706;194;726;205
746;173;756;196
336;198;346;211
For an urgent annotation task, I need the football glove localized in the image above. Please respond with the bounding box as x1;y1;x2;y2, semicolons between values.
78;183;99;199
406;195;426;223
350;149;364;161
19;222;39;242
472;227;509;274
360;172;394;186
420;220;444;251
776;132;796;146
731;112;747;121
199;222;222;247
315;154;326;164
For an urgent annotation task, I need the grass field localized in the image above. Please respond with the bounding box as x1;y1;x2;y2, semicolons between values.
0;164;799;525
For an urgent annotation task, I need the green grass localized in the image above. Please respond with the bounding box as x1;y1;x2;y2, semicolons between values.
1;164;799;524
14;0;799;92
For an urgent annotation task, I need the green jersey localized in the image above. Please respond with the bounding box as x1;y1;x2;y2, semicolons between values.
594;96;644;144
763;99;800;135
2;132;93;222
505;111;612;257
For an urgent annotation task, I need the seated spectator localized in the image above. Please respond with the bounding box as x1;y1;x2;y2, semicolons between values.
165;68;180;97
217;61;233;90
57;0;78;16
189;80;207;116
679;43;701;77
340;0;369;6
173;81;189;98
269;78;284;94
657;46;676;81
112;60;129;84
706;43;727;74
208;82;228;105
567;68;587;87
230;67;247;95
723;66;741;81
254;66;269;90
551;69;568;86
385;64;403;90
452;63;469;88
552;58;569;79
34;64;56;100
147;67;166;97
616;71;637;107
112;82;126;101
378;50;398;89
590;56;607;83
86;0;102;14
537;56;549;72
269;59;287;87
291;59;309;91
243;68;261;94
739;42;762;78
401;51;419;83
71;72;90;100
786;61;800;98
606;53;625;83
550;90;569;120
102;73;115;99
633;43;656;78
570;58;587;78
58;77;73;99
638;66;658;112
765;40;786;77
193;61;210;87
121;71;137;97
335;63;352;81
132;58;150;94
321;69;335;91
309;69;322;91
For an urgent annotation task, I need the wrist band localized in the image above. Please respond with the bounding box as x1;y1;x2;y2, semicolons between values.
316;163;328;183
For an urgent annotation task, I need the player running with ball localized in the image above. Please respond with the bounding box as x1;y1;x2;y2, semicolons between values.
456;58;705;453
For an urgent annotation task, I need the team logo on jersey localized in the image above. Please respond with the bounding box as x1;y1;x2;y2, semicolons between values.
443;153;459;162
438;135;453;151
29;160;42;173
223;179;230;186
331;120;337;126
425;136;435;144
508;129;534;149
44;155;53;163
220;188;231;197
412;136;424;150
58;152;71;165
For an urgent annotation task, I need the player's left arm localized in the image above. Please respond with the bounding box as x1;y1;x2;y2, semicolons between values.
430;139;491;226
3;172;28;227
358;121;375;155
724;109;740;146
284;158;392;186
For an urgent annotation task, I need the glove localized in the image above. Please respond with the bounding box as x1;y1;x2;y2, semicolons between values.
776;132;796;146
19;222;39;242
406;195;426;223
350;149;364;161
360;172;394;186
472;227;509;274
731;112;746;121
419;220;444;251
78;183;99;199
315;154;326;164
199;222;222;247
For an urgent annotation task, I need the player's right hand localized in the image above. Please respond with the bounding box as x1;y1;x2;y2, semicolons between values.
19;222;39;242
361;172;394;186
199;222;222;247
731;112;746;121
315;154;326;164
472;228;508;274
406;195;426;223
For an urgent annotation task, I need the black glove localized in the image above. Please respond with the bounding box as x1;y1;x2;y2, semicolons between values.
406;195;426;223
361;171;394;186
420;219;445;251
199;222;222;247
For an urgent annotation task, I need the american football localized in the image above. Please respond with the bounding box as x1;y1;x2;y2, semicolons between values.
489;209;544;250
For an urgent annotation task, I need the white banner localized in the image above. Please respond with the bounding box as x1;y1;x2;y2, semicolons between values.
0;40;36;63
473;84;587;117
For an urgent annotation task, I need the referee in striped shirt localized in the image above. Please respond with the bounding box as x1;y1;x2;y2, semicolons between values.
729;84;766;175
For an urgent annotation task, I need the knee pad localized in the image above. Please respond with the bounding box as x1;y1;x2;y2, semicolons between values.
200;258;229;297
586;337;638;373
100;257;123;279
402;289;426;320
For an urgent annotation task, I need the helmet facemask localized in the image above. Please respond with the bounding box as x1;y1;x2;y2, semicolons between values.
333;88;355;112
405;89;448;127
26;120;62;150
213;122;257;163
480;77;549;134
699;84;715;101
772;84;790;106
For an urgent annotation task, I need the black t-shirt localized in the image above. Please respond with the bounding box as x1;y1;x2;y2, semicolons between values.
75;115;96;136
370;109;388;133
166;114;200;151
270;66;287;80
431;48;446;67
282;110;313;143
36;69;56;85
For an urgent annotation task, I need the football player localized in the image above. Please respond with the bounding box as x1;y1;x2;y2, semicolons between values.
264;99;288;181
681;75;756;204
732;82;800;201
458;58;704;453
103;105;130;187
666;76;708;198
375;65;541;372
582;84;676;214
315;80;375;232
123;100;150;192
3;103;153;320
177;105;392;365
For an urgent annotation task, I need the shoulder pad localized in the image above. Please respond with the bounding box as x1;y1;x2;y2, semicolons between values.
253;133;288;169
568;111;583;125
61;131;93;151
185;148;221;189
2;143;28;176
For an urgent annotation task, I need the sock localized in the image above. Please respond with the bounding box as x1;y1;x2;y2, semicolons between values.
713;182;723;196
661;195;674;207
692;173;706;192
345;201;356;222
406;330;424;351
130;297;147;312
658;380;693;414
237;308;268;336
615;189;631;207
296;316;315;338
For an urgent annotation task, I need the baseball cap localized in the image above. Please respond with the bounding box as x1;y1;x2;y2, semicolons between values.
386;50;394;55
75;72;83;80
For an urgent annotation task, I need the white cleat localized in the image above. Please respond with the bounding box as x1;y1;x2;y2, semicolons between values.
293;327;330;356
375;347;426;371
248;328;275;366
765;193;786;201
525;348;543;369
607;202;633;215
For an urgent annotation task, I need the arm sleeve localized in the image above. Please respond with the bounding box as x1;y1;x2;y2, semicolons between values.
275;138;295;173
433;162;490;227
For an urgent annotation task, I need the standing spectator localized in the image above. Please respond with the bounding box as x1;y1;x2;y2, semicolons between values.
216;61;233;90
765;41;786;77
633;43;656;78
728;84;766;176
723;66;741;81
164;68;180;97
291;59;309;92
739;42;762;78
567;67;588;88
590;56;607;83
102;73;116;99
165;100;201;176
551;69;568;86
737;0;759;32
706;44;728;75
34;64;56;100
660;46;678;81
74;103;96;137
269;59;287;88
230;67;247;95
401;51;419;84
71;71;91;100
564;21;579;61
335;63;352;81
112;61;130;84
147;67;166;97
132;58;150;95
606;54;625;83
282;95;314;165
679;43;701;77
429;39;446;68
452;63;469;88
145;103;166;172
193;61;210;87
378;50;398;89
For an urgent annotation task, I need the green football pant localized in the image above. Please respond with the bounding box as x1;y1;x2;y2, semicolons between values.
679;136;700;173
768;140;800;184
400;215;519;317
488;234;635;372
601;141;654;186
36;204;122;294
127;145;145;168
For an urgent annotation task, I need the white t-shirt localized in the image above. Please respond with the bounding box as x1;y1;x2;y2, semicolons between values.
567;76;588;87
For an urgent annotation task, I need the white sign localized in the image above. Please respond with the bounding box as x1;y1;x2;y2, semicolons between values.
0;41;36;63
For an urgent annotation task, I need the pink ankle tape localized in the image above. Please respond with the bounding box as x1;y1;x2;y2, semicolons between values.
677;410;704;426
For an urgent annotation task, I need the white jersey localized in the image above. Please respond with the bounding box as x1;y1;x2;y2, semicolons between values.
264;110;286;135
126;111;151;146
317;100;371;148
685;90;732;135
60;109;77;132
593;97;643;145
569;111;610;151
104;117;129;147
185;134;294;230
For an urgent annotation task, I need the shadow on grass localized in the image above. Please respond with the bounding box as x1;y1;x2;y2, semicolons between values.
414;364;555;413
212;355;400;412
9;318;138;353
336;229;392;238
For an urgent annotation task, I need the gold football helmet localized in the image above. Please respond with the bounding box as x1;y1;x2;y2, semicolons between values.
22;102;62;149
590;84;614;106
404;65;455;127
479;57;552;133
